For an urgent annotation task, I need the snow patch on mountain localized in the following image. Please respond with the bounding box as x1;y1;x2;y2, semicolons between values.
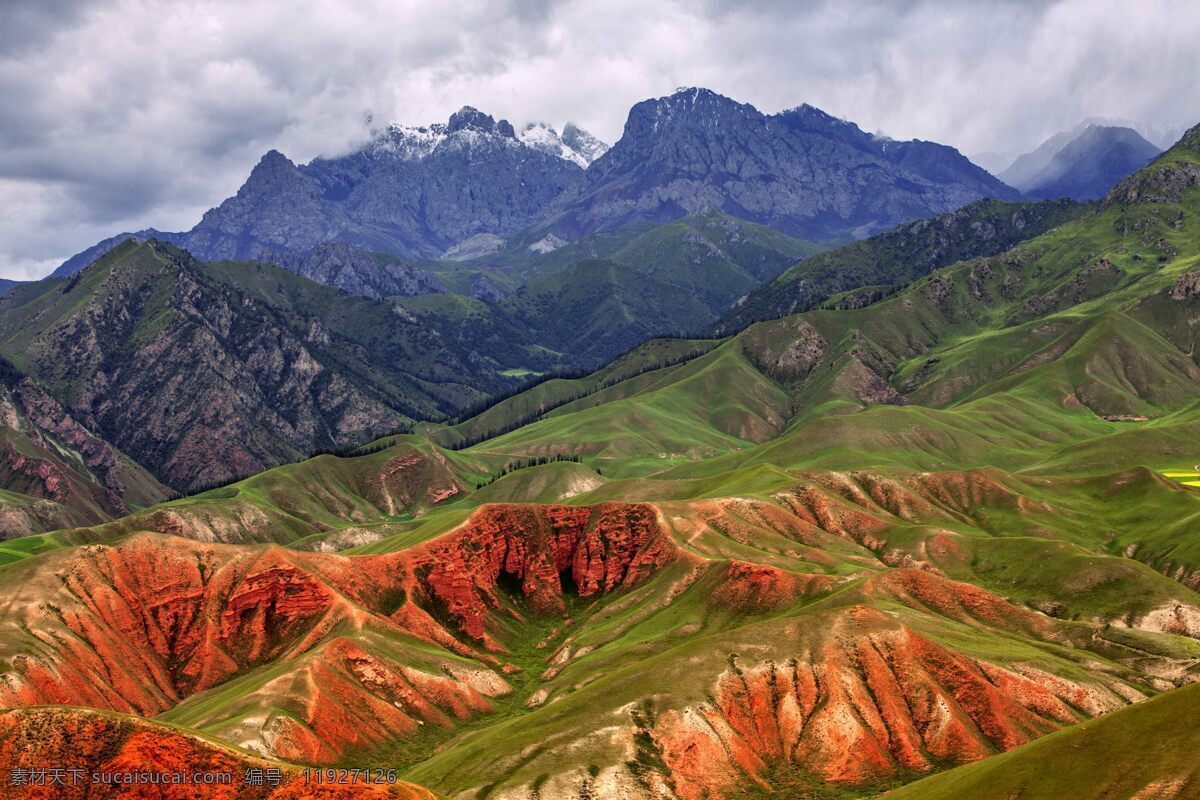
562;123;609;164
520;122;609;167
371;123;448;160
528;233;568;254
365;110;607;169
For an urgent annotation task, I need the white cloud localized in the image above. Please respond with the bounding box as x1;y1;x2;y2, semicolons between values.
1;0;1198;278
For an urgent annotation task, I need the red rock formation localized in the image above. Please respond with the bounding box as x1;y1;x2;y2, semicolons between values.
253;637;504;764
708;561;836;611
0;502;678;761
366;449;465;516
779;469;1050;548
0;373;163;523
0;490;1139;791
0;441;67;505
652;605;1127;799
864;568;1056;635
11;378;124;490
0;707;439;799
394;503;677;647
776;483;895;548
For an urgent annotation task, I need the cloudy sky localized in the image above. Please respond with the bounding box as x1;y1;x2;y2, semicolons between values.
1;0;1198;279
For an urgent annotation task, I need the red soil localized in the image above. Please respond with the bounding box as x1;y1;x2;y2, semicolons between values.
781;469;1048;549
864;567;1056;635
0;502;677;761
397;503;674;646
0;488;1138;790
709;561;837;611
0;707;439;799
261;637;501;764
776;484;895;548
653;603;1125;799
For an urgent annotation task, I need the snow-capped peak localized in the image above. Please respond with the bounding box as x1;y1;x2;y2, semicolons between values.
519;122;609;168
365;111;607;167
370;122;448;159
368;107;520;160
562;123;609;164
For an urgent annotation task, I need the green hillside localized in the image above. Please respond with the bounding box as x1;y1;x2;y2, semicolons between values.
393;213;822;376
442;130;1200;485
397;260;715;374
494;211;822;285
722;197;1086;331
0;241;507;490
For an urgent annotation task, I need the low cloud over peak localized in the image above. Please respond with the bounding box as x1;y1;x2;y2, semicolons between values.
1;0;1197;278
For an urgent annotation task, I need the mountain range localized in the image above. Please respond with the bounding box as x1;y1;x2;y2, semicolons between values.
531;89;1020;241
6;103;1164;498
10;193;1074;496
0;240;512;490
54;88;1024;280
2;88;1200;800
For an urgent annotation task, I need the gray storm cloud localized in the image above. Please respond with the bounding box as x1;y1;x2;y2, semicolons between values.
0;0;1197;278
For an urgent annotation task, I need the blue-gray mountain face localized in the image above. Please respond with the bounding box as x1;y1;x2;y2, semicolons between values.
180;107;590;261
55;88;1020;276
541;89;1020;242
1000;124;1162;201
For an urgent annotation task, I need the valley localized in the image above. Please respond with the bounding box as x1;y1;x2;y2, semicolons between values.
2;81;1200;799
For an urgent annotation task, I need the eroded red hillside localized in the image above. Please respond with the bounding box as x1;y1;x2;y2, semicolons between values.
0;484;1178;792
0;502;678;761
651;601;1130;799
400;502;676;646
0;707;439;799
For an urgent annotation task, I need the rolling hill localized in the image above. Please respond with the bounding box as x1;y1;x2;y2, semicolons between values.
721;197;1084;331
881;682;1200;800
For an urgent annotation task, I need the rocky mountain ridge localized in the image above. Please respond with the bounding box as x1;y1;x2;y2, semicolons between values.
56;88;1018;281
174;106;587;263
0;240;508;491
519;120;610;167
540;88;1020;242
0;356;167;534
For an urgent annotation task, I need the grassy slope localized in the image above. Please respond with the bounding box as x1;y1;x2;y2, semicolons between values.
426;337;719;446
471;135;1200;482
458;343;792;477
492;211;822;283
879;683;1200;800
722;197;1086;331
393;213;821;376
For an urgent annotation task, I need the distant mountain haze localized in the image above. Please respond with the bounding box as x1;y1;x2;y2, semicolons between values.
1000;123;1162;200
